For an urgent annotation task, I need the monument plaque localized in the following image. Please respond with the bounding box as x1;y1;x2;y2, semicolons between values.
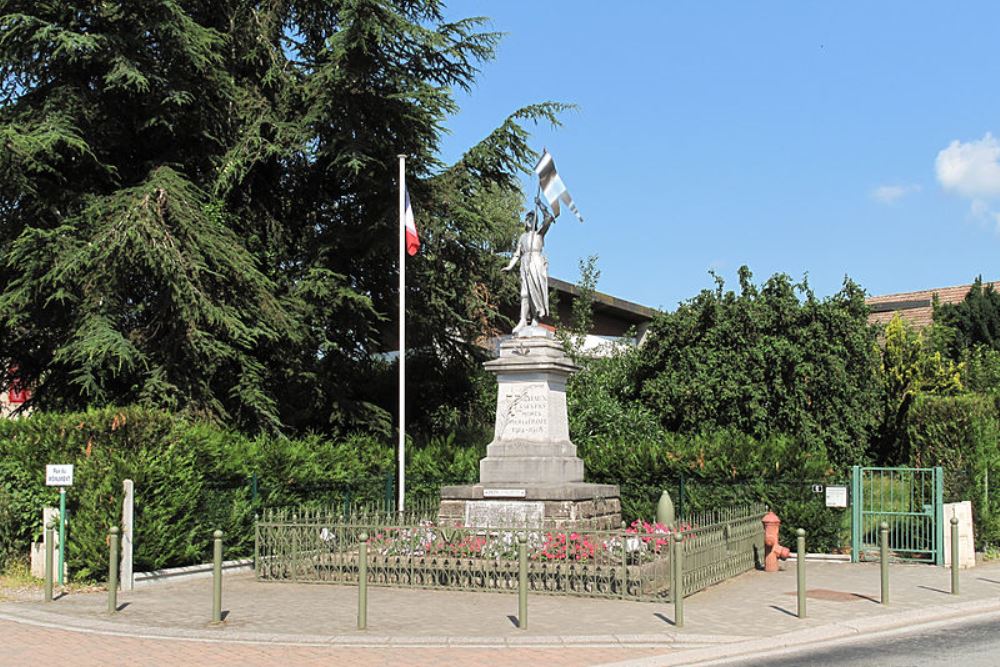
465;501;545;528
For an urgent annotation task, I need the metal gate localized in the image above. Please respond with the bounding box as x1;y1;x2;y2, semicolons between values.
850;466;943;564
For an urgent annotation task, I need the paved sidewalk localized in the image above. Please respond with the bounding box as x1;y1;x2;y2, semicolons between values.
4;559;1000;666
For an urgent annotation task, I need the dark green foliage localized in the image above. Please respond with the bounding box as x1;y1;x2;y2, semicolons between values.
0;407;398;579
632;267;881;469
961;346;1000;394
935;278;1000;357
906;394;1000;548
0;1;556;436
568;351;846;551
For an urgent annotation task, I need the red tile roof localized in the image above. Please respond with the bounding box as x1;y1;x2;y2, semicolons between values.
865;281;1000;329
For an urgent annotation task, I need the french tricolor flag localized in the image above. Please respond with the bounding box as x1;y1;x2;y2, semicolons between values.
404;187;419;256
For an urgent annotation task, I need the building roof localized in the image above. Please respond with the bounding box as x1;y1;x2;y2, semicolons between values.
865;281;1000;329
547;277;660;327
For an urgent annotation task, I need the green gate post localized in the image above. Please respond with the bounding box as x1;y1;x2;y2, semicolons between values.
357;532;368;630
44;520;54;602
517;533;528;630
934;467;945;566
107;526;119;614
850;466;861;563
253;513;259;576
880;522;889;605
950;517;960;595
796;529;806;619
212;530;223;623
673;532;684;628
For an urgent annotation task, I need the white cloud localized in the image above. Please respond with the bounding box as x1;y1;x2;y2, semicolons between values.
872;184;920;204
936;133;1000;198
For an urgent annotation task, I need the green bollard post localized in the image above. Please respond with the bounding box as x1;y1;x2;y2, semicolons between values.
44;520;54;602
358;532;368;630
108;526;119;614
518;533;528;630
951;517;960;595
212;530;223;623
796;528;806;619
673;532;684;628
880;522;889;605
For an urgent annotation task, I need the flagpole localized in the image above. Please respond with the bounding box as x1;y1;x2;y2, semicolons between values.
398;154;406;515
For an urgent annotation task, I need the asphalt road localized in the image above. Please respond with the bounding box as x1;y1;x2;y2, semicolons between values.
728;614;1000;666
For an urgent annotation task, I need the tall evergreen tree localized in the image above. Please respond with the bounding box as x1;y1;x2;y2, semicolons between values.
0;1;560;433
934;277;1000;357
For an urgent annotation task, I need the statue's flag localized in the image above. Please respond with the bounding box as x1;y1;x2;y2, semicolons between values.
534;149;584;223
404;186;420;256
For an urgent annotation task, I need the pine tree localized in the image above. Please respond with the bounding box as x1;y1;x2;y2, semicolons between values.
0;1;561;433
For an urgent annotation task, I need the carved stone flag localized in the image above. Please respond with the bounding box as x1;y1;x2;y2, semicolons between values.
534;149;583;222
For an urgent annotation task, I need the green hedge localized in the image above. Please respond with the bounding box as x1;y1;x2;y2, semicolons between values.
0;408;398;579
907;393;1000;548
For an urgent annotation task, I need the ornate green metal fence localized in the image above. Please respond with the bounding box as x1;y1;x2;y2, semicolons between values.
255;503;765;602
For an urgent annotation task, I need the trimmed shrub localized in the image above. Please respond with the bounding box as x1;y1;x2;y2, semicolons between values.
906;394;1000;548
0;408;395;580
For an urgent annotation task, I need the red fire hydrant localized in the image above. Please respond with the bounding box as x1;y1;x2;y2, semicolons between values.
762;511;790;572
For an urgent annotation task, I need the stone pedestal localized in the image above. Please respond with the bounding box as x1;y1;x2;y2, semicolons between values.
439;328;621;529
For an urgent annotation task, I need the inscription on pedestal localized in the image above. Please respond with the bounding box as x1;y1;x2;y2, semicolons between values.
497;383;548;439
465;500;545;528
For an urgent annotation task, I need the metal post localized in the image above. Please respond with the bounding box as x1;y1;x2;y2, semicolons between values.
796;528;806;618
951;516;960;595
358;532;368;630
44;520;54;602
678;474;685;520
253;513;260;576
107;526;119;614
212;530;223;623
673;532;684;628
880;522;889;605
58;487;66;585
850;466;861;563
620;520;628;600
934;467;945;566
518;533;528;630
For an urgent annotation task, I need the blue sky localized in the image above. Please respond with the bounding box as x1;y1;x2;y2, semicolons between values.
437;2;1000;312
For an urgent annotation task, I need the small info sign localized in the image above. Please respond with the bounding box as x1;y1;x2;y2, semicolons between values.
45;464;74;487
825;485;848;508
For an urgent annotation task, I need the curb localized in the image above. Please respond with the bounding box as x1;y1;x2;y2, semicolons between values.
4;596;1000;653
0;605;742;649
599;597;1000;665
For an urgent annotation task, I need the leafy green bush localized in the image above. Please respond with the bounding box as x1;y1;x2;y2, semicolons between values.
568;344;848;551
906;393;1000;548
631;268;881;470
0;408;398;580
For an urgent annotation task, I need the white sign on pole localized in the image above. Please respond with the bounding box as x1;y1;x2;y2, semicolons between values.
45;464;74;487
825;485;848;508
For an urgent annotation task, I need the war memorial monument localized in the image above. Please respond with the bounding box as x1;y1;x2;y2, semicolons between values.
439;191;622;529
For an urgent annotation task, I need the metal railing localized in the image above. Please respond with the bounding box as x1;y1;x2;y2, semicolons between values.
255;503;766;602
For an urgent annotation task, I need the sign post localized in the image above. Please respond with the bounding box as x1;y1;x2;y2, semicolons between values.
45;464;74;585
